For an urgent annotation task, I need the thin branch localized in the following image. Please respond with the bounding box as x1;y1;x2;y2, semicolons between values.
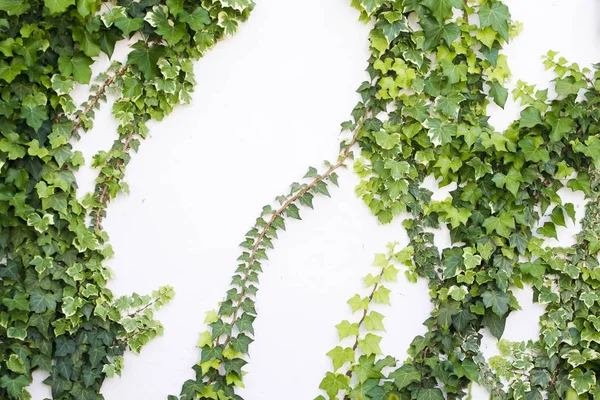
220;108;372;349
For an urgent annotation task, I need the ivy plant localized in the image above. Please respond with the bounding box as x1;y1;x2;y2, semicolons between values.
172;1;600;400
0;0;253;398
2;0;600;399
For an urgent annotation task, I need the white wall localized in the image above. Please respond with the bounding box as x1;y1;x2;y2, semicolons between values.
28;0;600;399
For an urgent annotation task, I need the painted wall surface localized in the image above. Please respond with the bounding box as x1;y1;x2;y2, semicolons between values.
28;0;600;399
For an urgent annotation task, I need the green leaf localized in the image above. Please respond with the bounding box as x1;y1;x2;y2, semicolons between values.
357;333;382;356
44;0;75;14
555;76;587;97
30;291;57;313
127;46;166;79
6;354;26;374
373;131;401;149
479;1;510;41
364;311;385;331
417;388;445;400
326;347;355;371
319;372;350;399
0;57;26;83
285;204;301;220
520;260;546;279
490;81;508;108
219;0;254;12
114;16;144;35
422;0;463;22
421;17;460;51
336;320;359;340
483;313;506;339
20;105;48;130
519;106;543;128
217;11;238;36
548;115;573;142
518;137;549;162
492;167;522;197
426;118;457;145
569;368;596;395
180;8;211;31
0;374;30;397
72;27;100;57
0;0;30;15
58;53;93;84
166;0;183;15
389;364;420;390
7;327;27;340
537;221;557;240
482;289;510;316
482;212;515;238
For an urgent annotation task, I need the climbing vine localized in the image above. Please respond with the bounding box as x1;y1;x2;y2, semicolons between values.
172;1;600;400
0;0;253;398
2;0;600;399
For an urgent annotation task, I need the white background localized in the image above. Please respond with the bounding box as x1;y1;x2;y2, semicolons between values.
29;0;600;399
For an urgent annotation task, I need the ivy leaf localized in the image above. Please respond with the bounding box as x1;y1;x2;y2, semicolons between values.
422;0;463;22
519;106;543;128
6;354;26;374
372;286;391;305
364;311;385;331
483;312;506;339
492;167;522;197
358;333;382;356
360;0;385;15
58;53;93;84
326;347;355;371
30;291;57;313
417;388;445;400
219;0;253;12
421;17;460;51
435;91;464;118
0;0;30;15
336;320;359;340
19;105;47;130
114;17;144;35
0;57;27;83
482;289;510;316
145;6;187;45
319;372;350;399
537;222;557;240
285;204;301;220
217;11;238;36
127;46;166;79
518;137;549;162
479;1;510;41
520;260;546;279
425;118;457;145
72;27;100;57
569;368;596;395
482;213;515;238
44;0;75;14
180;8;210;31
0;375;30;397
166;0;183;15
555;76;587;97
373;131;401;149
490;81;508;108
548;115;573;142
389;364;420;390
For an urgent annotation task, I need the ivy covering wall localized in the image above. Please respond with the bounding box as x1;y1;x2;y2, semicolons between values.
1;0;599;400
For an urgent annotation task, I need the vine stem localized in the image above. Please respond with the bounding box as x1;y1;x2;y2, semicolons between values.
93;127;136;231
343;259;388;396
217;107;372;348
71;66;128;135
